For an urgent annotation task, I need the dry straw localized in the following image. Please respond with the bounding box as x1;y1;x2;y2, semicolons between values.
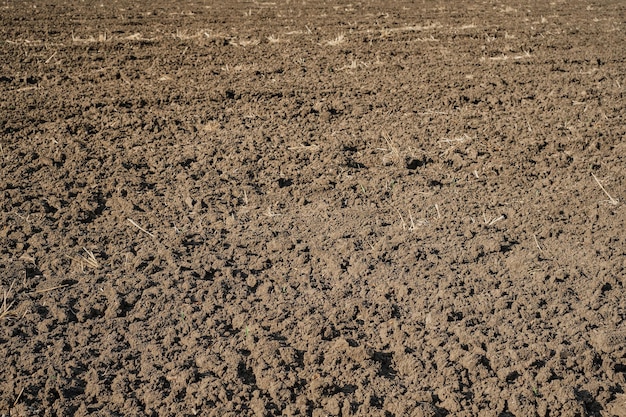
128;218;155;237
591;173;619;205
1;280;17;321
66;247;100;271
326;33;345;46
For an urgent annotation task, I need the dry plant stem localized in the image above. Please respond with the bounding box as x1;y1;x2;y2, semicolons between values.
66;249;99;270
82;247;99;268
408;211;416;230
28;284;72;295
533;234;543;252
13;386;25;407
382;133;397;154
128;218;155;237
1;280;17;320
591;173;619;205
326;33;345;46
483;211;504;226
45;51;57;64
488;215;504;226
264;207;280;217
396;208;407;230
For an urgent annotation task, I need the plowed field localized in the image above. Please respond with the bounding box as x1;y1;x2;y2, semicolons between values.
1;1;625;416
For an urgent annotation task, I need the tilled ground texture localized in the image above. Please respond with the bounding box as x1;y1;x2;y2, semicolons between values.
1;0;625;416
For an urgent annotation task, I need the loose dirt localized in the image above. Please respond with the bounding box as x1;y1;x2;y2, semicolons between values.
1;0;625;416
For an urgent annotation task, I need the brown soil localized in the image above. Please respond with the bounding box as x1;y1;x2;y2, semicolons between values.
1;0;625;416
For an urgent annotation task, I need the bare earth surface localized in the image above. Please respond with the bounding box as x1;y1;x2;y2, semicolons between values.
1;0;625;416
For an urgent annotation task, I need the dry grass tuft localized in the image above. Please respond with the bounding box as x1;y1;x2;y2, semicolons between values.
236;38;260;47
381;133;401;166
397;208;429;231
66;247;100;271
483;211;505;226
1;281;17;321
326;33;345;46
81;248;100;269
173;29;203;40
